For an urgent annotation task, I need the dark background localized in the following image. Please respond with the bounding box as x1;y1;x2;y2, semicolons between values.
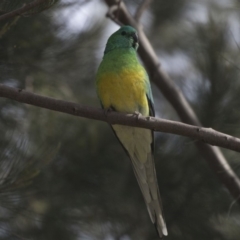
0;0;240;239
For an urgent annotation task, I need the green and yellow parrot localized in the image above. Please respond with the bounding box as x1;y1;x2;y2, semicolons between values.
96;26;167;238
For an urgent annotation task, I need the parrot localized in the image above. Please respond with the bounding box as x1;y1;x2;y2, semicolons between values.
96;25;167;238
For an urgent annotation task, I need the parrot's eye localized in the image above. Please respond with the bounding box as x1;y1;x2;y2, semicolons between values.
121;31;126;36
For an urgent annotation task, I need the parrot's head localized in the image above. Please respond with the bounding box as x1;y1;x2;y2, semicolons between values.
104;25;139;54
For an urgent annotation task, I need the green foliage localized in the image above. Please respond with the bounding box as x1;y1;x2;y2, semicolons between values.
0;0;240;239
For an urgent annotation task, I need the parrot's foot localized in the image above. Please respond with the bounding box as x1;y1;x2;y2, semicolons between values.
104;106;115;115
104;108;111;115
103;106;116;123
133;111;142;120
146;116;152;121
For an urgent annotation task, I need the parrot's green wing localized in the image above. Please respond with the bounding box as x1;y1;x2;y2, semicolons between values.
145;78;155;117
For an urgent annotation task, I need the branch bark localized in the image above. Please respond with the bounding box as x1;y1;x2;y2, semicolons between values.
1;84;240;153
0;0;48;22
104;0;240;204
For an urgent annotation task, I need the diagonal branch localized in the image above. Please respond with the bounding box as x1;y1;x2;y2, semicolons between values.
1;83;240;154
104;0;240;204
0;0;48;22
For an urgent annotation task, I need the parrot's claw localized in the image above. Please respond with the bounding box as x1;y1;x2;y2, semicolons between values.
103;107;116;123
104;106;115;115
104;108;111;115
133;111;141;120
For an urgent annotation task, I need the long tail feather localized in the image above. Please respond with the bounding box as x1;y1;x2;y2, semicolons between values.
112;125;167;237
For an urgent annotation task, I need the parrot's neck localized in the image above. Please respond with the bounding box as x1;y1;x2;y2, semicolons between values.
103;48;139;67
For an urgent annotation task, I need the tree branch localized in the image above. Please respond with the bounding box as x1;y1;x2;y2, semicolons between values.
104;0;240;205
106;4;123;27
1;84;240;153
0;0;48;22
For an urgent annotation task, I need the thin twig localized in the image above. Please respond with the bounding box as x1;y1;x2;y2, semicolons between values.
230;30;240;52
134;0;152;22
227;195;240;219
0;0;47;22
219;53;240;72
1;84;240;155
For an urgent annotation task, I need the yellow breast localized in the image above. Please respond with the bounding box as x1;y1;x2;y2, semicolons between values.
97;67;149;116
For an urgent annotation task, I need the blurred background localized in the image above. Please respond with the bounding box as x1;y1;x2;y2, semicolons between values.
0;0;240;239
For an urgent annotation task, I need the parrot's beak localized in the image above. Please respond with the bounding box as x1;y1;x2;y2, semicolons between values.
131;32;139;49
132;32;138;44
